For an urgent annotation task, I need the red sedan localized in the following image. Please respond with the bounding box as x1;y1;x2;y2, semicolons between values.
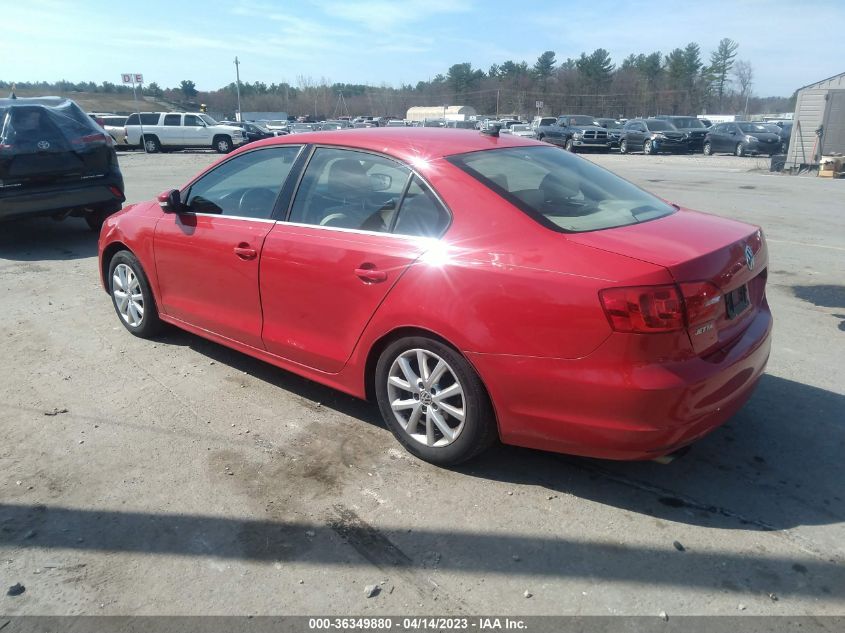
98;128;772;465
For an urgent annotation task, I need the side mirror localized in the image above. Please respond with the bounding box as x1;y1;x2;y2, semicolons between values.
157;189;183;213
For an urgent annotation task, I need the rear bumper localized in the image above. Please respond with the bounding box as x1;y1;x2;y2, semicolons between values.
467;305;772;460
0;177;124;222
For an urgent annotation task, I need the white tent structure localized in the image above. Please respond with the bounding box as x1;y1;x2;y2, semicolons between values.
406;105;477;122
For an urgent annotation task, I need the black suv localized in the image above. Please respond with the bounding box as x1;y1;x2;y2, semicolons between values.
0;97;125;230
654;116;709;152
619;118;688;154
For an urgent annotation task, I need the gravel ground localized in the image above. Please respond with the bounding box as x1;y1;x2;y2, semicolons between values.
1;147;843;616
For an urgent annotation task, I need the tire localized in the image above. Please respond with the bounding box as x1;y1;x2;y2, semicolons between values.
85;210;109;232
214;136;233;153
536;134;544;142
564;138;575;152
703;141;712;156
735;143;746;157
141;135;161;153
108;250;163;338
375;336;497;465
619;139;628;154
644;139;655;155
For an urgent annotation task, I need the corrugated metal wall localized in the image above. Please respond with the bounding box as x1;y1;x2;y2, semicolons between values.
787;72;845;168
822;91;845;155
787;89;827;167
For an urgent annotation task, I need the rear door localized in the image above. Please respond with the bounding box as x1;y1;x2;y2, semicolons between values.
161;113;182;145
153;145;302;347
260;147;450;372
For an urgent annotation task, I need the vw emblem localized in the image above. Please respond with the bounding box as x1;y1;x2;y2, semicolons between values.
744;244;755;271
37;140;50;150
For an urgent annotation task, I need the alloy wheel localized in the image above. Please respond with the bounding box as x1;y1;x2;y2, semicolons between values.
386;348;466;448
112;263;144;328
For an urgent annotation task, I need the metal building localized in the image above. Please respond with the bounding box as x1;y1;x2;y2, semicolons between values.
786;72;845;169
406;105;477;122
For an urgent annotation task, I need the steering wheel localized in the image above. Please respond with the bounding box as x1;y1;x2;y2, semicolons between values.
238;188;277;218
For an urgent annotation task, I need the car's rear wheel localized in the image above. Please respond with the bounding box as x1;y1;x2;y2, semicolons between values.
619;139;628;154
142;135;161;153
375;336;496;465
735;143;746;157
703;141;712;155
537;133;545;142
214;135;233;153
108;250;162;338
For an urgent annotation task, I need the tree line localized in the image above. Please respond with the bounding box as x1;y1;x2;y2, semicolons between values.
2;39;793;119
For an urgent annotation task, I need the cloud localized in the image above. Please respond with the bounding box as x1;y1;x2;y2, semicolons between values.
316;0;474;31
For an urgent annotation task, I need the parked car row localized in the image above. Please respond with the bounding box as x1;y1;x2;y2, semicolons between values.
525;113;789;157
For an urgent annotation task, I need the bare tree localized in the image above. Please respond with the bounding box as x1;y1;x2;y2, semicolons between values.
733;59;753;114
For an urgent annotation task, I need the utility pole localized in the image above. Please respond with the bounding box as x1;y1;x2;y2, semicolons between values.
233;56;242;121
496;89;500;118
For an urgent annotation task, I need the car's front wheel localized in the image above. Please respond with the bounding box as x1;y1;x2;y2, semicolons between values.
214;136;233;153
375;337;496;465
703;141;712;155
735;143;746;157
108;250;163;338
619;139;628;154
565;138;575;152
644;139;655;155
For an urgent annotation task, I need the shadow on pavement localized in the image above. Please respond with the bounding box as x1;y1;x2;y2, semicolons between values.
152;325;845;535
0;217;98;261
0;501;841;598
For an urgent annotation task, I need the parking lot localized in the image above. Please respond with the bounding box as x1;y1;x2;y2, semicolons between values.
1;149;843;616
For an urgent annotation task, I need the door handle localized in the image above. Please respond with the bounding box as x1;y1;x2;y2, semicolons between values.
234;245;257;260
354;267;387;283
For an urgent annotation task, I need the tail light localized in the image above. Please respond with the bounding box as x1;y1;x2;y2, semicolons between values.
600;284;684;333
600;282;724;334
72;133;110;145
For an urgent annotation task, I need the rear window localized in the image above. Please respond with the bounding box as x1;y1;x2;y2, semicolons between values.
447;146;675;233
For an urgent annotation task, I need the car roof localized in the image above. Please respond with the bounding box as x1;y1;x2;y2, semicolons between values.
243;127;537;162
0;96;75;108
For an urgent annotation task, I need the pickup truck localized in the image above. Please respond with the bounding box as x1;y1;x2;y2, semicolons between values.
534;114;612;153
125;112;247;153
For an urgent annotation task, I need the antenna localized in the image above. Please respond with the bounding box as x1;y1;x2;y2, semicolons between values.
333;91;350;119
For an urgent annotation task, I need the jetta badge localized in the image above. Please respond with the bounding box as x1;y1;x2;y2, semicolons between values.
744;244;755;271
37;140;50;150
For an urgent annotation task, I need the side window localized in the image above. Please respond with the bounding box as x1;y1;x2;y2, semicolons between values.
184;115;203;127
163;114;181;126
126;114;139;125
288;148;411;232
184;146;302;219
391;176;450;238
139;113;160;125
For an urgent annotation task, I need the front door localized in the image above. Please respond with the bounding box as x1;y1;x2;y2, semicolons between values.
260;147;451;373
154;145;302;347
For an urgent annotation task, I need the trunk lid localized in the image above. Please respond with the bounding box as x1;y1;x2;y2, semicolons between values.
570;209;768;354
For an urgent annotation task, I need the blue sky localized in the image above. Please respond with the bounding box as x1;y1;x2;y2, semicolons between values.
2;0;843;96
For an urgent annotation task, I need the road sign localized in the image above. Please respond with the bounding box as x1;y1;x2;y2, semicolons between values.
535;100;544;108
121;74;143;84
121;74;132;84
134;74;143;84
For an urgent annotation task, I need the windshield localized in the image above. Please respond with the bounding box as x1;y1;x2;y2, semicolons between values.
669;117;704;128
645;120;678;131
252;123;270;133
448;146;675;233
737;122;771;133
200;114;218;126
566;116;598;126
511;125;530;132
